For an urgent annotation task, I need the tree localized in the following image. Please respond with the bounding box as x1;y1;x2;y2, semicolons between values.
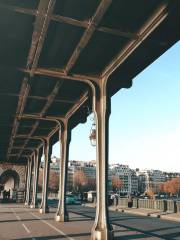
73;171;87;193
49;171;59;192
162;178;180;196
87;177;96;191
145;187;155;199
111;175;123;193
38;169;43;191
159;183;165;193
38;169;59;193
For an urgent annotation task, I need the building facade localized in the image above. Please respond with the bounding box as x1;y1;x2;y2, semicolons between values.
136;169;166;193
109;164;138;195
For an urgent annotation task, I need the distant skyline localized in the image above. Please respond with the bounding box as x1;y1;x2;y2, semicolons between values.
53;41;180;172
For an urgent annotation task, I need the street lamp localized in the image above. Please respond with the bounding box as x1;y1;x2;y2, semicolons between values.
89;122;96;147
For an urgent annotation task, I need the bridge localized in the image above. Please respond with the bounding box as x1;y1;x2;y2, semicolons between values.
0;0;179;239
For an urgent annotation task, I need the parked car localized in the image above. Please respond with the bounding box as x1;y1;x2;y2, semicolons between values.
66;194;76;204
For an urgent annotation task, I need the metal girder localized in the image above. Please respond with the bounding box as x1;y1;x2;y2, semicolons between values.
29;0;56;75
20;91;88;122
12;146;38;151
52;15;138;39
0;3;36;16
8;154;30;158
16;89;89;150
47;91;89;139
18;114;62;123
64;0;112;74
0;123;56;130
0;92;77;104
21;68;99;82
7;0;56;160
65;91;88;119
16;135;46;141
7;77;30;159
102;1;172;78
17;80;63;158
0;3;138;40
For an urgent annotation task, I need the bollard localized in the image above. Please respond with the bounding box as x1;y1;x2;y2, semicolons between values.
176;201;180;213
118;197;128;208
113;196;118;207
132;198;138;208
166;200;177;213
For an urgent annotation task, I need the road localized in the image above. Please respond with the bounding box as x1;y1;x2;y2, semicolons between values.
67;204;180;240
0;201;180;239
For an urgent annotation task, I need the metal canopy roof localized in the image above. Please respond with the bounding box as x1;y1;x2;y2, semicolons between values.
0;0;179;164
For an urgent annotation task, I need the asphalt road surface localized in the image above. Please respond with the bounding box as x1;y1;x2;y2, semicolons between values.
67;204;180;240
0;201;180;240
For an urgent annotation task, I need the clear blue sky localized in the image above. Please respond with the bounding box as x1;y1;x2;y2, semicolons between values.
53;41;180;172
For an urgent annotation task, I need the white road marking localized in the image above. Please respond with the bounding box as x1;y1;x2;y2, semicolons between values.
11;208;20;220
17;215;21;221
22;223;31;234
30;212;75;240
11;208;33;237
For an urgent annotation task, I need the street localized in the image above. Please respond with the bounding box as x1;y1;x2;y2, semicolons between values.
0;202;180;239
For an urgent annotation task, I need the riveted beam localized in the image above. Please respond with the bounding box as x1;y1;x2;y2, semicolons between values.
64;0;112;74
0;3;37;16
21;68;99;82
17;80;63;158
102;1;172;78
19;114;63;123
0;3;138;40
16;135;46;141
0;123;55;130
65;91;88;119
29;0;56;76
12;146;39;151
0;92;77;104
8;154;31;158
7;0;56;160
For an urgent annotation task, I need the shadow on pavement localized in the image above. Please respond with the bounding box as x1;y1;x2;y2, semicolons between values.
17;232;90;239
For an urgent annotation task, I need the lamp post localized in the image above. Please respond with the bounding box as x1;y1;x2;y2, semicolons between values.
89;122;96;147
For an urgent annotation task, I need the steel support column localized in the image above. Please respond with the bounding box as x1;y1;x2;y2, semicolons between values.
30;149;40;208
39;139;52;213
24;164;28;203
55;120;71;222
91;78;113;240
25;157;33;206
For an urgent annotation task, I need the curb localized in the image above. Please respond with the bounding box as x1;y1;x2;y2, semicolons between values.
83;204;180;222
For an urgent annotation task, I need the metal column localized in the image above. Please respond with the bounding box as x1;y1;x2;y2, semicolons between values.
55;120;71;222
25;157;33;206
91;78;113;240
30;149;40;208
24;164;28;203
39;139;51;213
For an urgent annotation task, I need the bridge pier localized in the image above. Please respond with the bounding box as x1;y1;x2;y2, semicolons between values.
25;157;33;206
39;139;52;214
55;120;71;222
30;150;40;208
90;78;114;240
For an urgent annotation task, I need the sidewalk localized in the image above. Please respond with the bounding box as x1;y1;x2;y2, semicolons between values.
85;203;180;223
0;203;164;240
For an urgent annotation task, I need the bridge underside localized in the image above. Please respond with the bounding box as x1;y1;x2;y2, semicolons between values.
0;0;179;164
0;1;179;239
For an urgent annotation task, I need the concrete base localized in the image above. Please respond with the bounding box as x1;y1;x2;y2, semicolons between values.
91;228;114;240
55;213;69;222
39;207;49;214
30;204;38;209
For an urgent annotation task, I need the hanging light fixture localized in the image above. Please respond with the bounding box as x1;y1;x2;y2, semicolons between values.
87;106;96;147
89;121;96;147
